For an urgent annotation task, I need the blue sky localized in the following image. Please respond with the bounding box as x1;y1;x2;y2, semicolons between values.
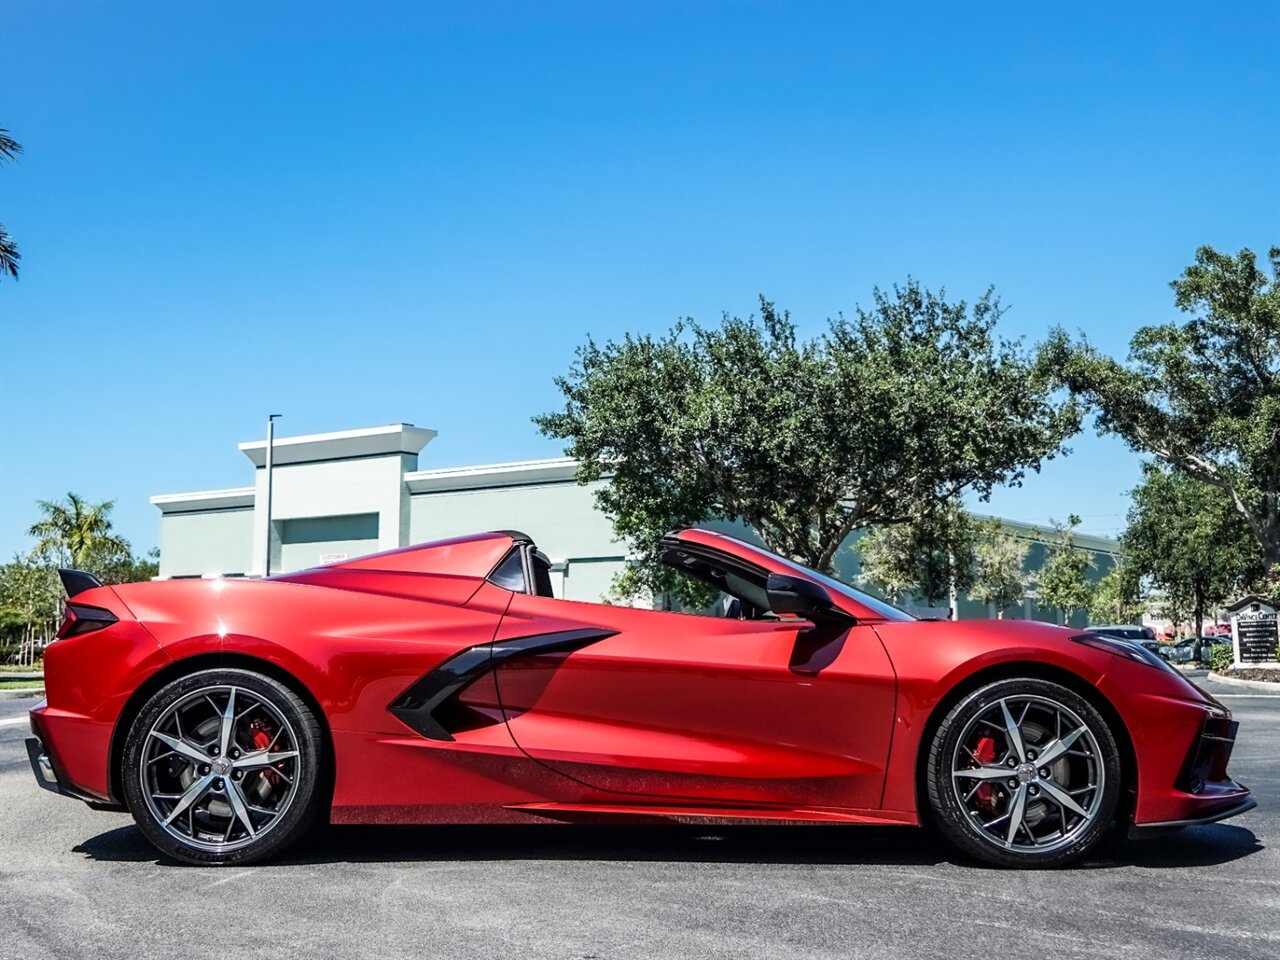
0;0;1277;558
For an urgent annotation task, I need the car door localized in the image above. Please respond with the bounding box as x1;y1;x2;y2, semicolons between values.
490;556;897;811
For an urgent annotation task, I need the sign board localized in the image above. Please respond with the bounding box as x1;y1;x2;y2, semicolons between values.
1231;599;1279;666
318;553;349;565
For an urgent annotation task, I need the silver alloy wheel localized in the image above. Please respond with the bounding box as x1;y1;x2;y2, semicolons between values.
139;684;302;853
951;694;1105;854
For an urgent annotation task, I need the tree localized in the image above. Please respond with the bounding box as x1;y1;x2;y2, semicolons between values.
1089;557;1143;625
28;493;130;571
94;546;160;585
538;284;1080;599
1044;245;1280;566
970;520;1030;618
855;501;978;615
1037;515;1094;625
1121;465;1259;638
0;127;20;280
0;556;60;666
1247;564;1280;607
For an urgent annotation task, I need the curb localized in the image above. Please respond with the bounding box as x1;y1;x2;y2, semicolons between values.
1208;672;1280;692
0;688;43;701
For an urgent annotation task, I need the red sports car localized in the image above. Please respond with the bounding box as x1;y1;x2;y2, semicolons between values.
27;528;1253;867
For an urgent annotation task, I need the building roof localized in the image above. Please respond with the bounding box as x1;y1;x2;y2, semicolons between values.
1223;594;1276;613
967;512;1122;555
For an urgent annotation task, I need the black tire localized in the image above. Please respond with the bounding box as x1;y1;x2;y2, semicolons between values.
122;668;323;865
925;678;1122;868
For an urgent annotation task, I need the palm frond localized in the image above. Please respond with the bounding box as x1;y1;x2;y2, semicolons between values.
0;128;21;163
0;223;18;280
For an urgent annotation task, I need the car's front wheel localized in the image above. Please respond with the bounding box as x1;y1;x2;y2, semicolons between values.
122;667;323;865
925;678;1122;868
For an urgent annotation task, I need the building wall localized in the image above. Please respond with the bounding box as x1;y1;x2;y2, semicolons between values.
251;454;414;576
277;513;381;572
410;480;625;602
158;508;254;578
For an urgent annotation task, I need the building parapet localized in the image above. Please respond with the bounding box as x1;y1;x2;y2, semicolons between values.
405;457;580;493
238;423;436;467
149;487;256;514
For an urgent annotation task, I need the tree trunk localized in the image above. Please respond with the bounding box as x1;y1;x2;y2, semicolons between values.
1265;535;1280;571
1193;585;1204;641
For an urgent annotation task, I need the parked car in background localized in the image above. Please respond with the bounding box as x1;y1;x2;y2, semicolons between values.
1164;635;1233;665
1090;625;1163;657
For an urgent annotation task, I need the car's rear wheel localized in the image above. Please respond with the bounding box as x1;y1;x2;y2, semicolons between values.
122;668;322;865
926;678;1121;868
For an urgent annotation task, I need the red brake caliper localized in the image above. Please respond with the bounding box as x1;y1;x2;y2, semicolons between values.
249;719;280;787
974;735;997;812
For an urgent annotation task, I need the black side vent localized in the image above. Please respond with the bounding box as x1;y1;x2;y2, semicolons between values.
390;627;617;741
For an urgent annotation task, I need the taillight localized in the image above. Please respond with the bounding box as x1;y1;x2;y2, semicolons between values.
57;603;118;639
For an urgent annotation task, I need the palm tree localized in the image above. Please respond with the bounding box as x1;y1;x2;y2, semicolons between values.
0;126;21;280
28;493;130;569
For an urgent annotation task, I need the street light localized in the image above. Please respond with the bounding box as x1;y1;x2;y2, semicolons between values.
264;414;282;576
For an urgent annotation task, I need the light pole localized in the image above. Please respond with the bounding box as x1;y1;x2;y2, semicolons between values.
264;414;282;576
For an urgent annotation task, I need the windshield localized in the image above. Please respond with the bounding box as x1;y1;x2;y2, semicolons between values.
761;547;916;622
786;561;916;621
1095;627;1152;641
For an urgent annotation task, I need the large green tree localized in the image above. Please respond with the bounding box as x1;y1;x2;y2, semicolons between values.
1089;557;1143;625
0;127;20;280
969;520;1031;618
28;493;130;571
855;501;979;615
1122;465;1259;637
538;284;1080;598
94;547;160;586
1044;245;1279;567
1036;515;1094;625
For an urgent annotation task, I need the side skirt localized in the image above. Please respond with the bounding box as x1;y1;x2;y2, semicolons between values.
505;801;919;826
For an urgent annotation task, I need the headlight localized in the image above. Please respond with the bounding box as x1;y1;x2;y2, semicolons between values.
1073;633;1180;674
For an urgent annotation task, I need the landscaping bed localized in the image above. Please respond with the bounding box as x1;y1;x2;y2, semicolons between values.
1217;667;1280;683
0;677;44;691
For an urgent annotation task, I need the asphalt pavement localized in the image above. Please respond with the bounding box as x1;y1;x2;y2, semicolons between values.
1;674;1277;960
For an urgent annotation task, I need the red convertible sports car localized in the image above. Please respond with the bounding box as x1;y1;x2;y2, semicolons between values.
27;528;1254;867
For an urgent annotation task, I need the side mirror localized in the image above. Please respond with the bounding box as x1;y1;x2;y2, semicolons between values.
766;573;836;619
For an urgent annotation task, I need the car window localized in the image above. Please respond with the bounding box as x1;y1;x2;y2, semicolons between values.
488;549;526;593
663;533;915;621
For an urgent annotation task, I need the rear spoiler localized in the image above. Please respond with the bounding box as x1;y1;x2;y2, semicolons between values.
58;569;104;598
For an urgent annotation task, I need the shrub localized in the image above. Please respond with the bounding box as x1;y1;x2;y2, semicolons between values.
1208;643;1234;674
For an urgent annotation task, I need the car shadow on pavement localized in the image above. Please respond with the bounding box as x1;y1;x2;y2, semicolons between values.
73;820;1264;870
1085;822;1266;869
